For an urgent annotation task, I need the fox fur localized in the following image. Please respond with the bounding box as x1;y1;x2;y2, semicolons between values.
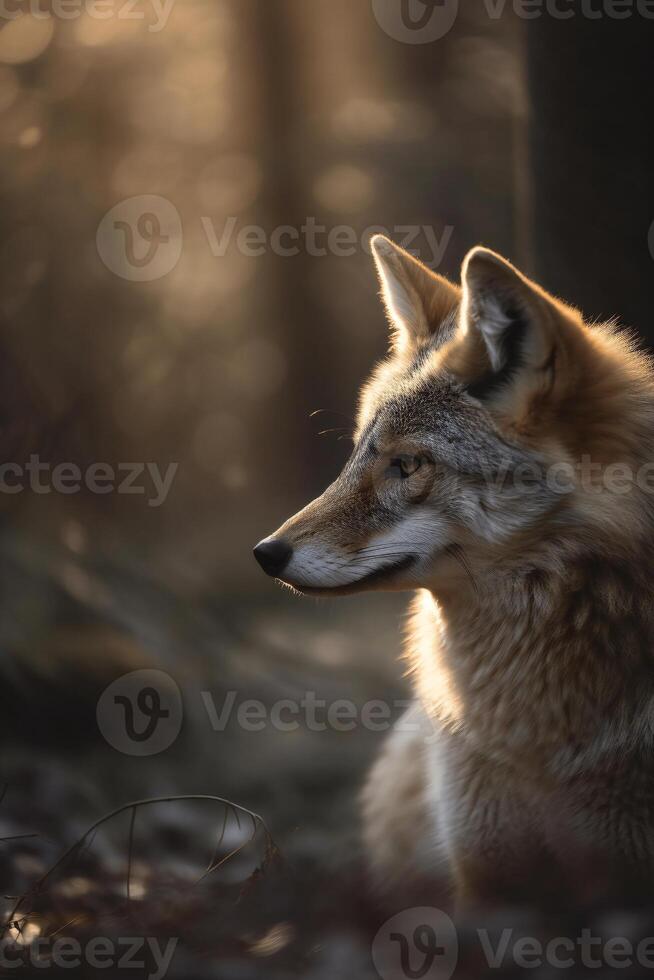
256;235;654;910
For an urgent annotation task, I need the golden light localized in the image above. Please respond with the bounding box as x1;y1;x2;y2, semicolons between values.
0;15;55;65
249;923;294;958
18;125;42;149
10;922;42;946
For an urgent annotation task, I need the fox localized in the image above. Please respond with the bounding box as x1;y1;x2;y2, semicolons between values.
254;234;654;911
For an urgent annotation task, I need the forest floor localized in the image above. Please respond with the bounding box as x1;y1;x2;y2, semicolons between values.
0;548;418;979
2;549;647;978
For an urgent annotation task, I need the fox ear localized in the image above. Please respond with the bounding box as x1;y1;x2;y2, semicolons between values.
371;235;461;355
450;247;578;412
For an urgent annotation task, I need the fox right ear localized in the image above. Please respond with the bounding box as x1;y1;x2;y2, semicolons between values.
370;235;461;355
446;247;584;423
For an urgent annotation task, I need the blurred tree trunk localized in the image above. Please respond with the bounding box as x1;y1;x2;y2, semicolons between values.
527;16;654;342
250;0;341;498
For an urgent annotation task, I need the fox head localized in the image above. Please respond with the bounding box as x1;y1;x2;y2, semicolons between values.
254;236;651;598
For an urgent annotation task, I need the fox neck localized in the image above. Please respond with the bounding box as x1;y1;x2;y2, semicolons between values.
410;549;653;779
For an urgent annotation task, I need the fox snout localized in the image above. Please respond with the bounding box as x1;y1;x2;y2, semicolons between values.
253;537;293;578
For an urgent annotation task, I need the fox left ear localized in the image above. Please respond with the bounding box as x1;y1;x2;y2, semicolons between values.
449;247;581;412
371;235;461;355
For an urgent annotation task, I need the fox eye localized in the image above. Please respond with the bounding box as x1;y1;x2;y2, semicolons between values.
387;455;423;480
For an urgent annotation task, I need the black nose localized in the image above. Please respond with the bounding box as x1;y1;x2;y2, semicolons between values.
253;538;293;577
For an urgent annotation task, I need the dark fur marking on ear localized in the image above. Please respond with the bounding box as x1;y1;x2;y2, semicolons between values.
466;308;528;401
408;344;433;376
407;309;460;378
